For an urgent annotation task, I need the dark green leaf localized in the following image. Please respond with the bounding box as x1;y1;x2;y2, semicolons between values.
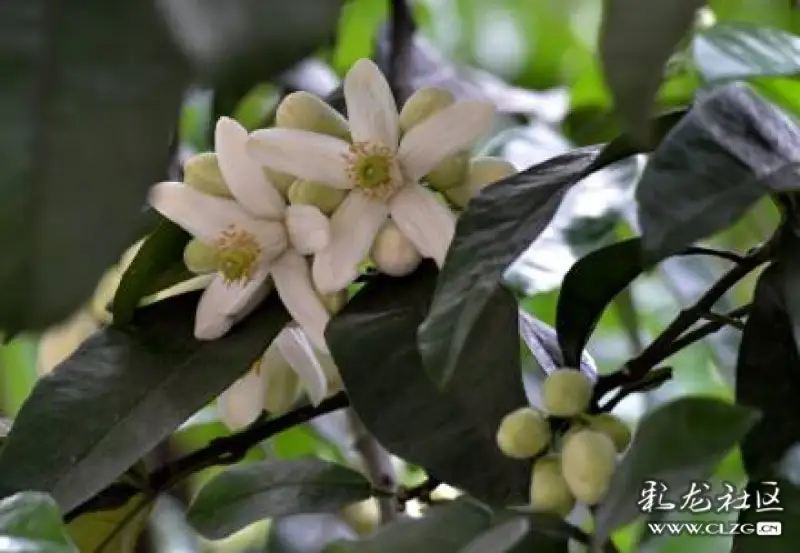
328;499;492;553
0;292;289;512
735;478;800;552
0;0;189;332
598;0;704;141
327;263;531;504
111;219;190;326
593;396;760;547
693;23;800;82
0;492;77;553
504;510;578;553
266;514;356;553
636;83;800;263
458;518;528;553
156;0;344;89
187;458;371;540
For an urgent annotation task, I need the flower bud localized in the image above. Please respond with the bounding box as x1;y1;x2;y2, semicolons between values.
496;407;551;459
264;167;296;197
370;221;422;277
183;239;218;274
399;87;455;133
276;91;350;142
561;430;617;505
288;179;347;215
445;157;516;208
320;291;347;314
585;413;632;452
260;345;302;415
342;499;381;536
529;456;576;518
543;368;594;417
425;151;470;192
183;152;232;197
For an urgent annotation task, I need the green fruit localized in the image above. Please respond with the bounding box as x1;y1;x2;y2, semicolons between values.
183;239;218;274
529;456;576;517
276;91;350;141
288;179;347;215
425;151;470;192
399;87;455;134
370;221;422;277
586;413;632;452
496;407;551;459
183;152;231;197
561;430;617;505
445;157;516;208
543;368;594;417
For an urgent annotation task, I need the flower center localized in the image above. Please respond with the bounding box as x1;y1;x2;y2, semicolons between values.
214;226;262;285
344;142;403;200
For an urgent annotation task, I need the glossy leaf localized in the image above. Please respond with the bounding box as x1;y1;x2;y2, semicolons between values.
327;263;531;505
599;0;704;141
187;458;371;540
0;0;189;333
593;396;760;547
0;292;289;512
0;492;77;553
458;518;529;553
67;494;152;553
694;23;800;82
636;82;800;263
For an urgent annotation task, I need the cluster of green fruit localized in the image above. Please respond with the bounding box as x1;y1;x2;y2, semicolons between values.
496;368;631;517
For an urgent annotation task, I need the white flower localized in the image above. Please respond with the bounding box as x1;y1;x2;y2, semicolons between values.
217;326;343;428
247;58;495;293
149;117;332;350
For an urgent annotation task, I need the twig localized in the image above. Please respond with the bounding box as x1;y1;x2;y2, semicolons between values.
699;309;747;330
680;246;745;264
346;409;399;524
664;304;751;358
67;392;350;521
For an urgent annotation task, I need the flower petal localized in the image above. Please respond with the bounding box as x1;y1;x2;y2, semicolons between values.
248;129;352;189
312;191;388;293
398;100;495;181
285;205;331;255
149;182;255;244
344;58;399;148
274;326;329;406
389;184;456;266
194;271;271;340
215;117;286;219
217;367;267;430
271;251;331;351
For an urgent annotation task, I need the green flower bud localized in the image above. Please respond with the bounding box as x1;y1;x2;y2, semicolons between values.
288;179;347;215
585;413;632;452
370;221;422;277
264;168;296;197
183;152;232;197
183;239;218;274
445;157;516;208
561;430;617;505
426;151;470;192
260;345;302;415
399;87;455;134
320;291;348;315
529;456;576;518
543;368;594;417
496;407;551;459
276;91;350;142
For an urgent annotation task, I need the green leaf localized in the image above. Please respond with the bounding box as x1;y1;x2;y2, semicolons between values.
187;458;371;540
67;494;152;553
735;479;800;552
328;499;493;553
693;23;800;82
111;219;190;326
0;492;77;553
0;0;189;333
636;82;800;263
593;396;760;547
327;263;531;505
598;0;704;142
156;0;344;89
0;292;289;512
458;518;529;553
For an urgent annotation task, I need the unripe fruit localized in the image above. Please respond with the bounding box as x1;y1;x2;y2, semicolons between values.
288;179;347;215
543;368;594;417
496;407;551;459
529;456;576;518
370;221;422;277
276;91;351;142
183;239;218;274
399;87;455;133
585;413;632;452
425;151;470;192
445;157;516;208
183;153;232;197
561;430;617;505
264;168;295;197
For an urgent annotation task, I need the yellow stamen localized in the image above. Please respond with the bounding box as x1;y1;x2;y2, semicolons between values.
214;226;261;285
344;142;404;201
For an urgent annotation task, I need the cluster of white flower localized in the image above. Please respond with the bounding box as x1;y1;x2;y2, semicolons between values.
148;59;518;427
